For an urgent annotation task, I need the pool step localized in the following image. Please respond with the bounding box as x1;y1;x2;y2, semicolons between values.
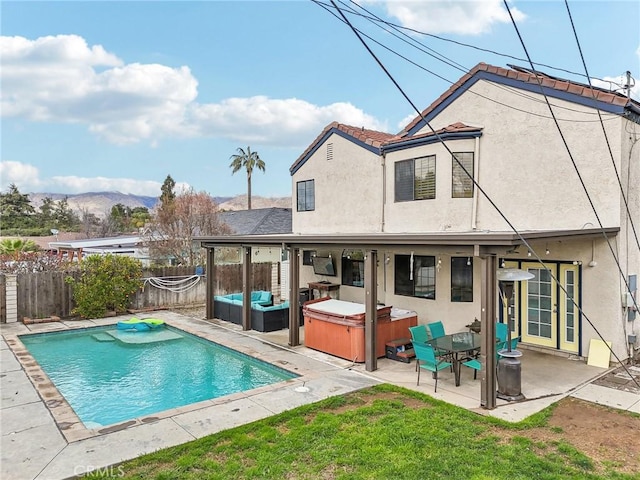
92;333;116;342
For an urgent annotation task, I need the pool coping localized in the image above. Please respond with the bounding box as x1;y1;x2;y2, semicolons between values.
4;314;328;444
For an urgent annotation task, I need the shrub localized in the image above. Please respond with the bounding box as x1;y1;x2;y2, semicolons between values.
66;254;143;319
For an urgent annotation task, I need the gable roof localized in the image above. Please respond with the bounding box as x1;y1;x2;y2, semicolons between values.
290;63;639;173
383;122;483;153
290;122;397;175
400;62;640;137
219;208;292;235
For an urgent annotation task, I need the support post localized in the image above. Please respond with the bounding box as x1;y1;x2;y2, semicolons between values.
364;249;378;372
5;274;18;323
205;247;215;320
242;246;252;331
288;246;300;346
480;254;497;409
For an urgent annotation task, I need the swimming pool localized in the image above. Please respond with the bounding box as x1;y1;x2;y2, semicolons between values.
20;325;298;428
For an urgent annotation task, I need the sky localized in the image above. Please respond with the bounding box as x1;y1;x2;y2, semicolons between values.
1;0;639;199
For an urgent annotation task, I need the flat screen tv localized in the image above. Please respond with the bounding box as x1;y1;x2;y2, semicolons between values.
312;256;336;276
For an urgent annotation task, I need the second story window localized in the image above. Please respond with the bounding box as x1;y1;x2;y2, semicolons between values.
297;180;315;212
452;152;474;198
395;156;436;202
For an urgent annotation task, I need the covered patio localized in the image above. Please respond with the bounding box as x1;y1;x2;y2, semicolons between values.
197;228;617;411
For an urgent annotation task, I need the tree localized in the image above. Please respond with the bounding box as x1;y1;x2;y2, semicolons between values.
146;188;230;266
0;184;36;229
66;254;143;318
229;146;265;210
160;174;176;207
53;196;80;230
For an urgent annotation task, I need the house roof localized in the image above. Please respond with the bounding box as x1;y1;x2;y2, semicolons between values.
400;62;640;137
219;208;292;235
197;227;619;249
290;122;397;175
290;63;639;174
48;235;142;250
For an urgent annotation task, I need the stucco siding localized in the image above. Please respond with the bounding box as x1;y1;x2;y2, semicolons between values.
292;133;383;234
411;79;624;232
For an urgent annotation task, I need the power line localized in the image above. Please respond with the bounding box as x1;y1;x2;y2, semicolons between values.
327;0;638;387
501;0;637;386
313;0;620;125
563;0;640;258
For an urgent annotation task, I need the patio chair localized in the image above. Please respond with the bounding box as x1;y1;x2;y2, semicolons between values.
496;322;509;342
510;336;521;351
413;342;452;392
462;357;482;380
409;325;431;371
427;321;446;339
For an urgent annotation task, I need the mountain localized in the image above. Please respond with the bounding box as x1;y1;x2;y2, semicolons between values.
28;192;291;218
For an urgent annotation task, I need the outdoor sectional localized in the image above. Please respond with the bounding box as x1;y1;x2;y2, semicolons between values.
213;291;290;332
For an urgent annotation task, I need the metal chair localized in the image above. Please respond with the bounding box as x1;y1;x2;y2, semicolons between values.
409;325;430;371
427;321;446;339
462;358;482;379
496;322;509;343
413;342;452;392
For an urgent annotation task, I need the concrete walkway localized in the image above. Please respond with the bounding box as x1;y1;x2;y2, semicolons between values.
2;312;639;480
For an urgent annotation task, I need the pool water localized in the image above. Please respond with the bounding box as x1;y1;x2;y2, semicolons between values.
21;325;297;428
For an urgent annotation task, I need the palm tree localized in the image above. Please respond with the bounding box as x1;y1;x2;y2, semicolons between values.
0;238;39;255
229;146;266;210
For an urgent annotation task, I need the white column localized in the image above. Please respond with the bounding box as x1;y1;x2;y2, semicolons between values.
5;274;18;323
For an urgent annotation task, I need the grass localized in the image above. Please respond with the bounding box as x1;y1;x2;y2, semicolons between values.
81;384;636;480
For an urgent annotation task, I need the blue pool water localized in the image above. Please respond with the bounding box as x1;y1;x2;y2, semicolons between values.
21;325;297;428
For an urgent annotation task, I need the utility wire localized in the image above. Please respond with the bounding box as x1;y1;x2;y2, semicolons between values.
327;0;638;388
502;0;638;386
338;0;620;118
563;0;640;258
313;0;619;125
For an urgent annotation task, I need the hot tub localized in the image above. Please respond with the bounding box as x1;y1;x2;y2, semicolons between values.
302;298;417;362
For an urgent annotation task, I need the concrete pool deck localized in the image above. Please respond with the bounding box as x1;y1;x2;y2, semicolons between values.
2;311;638;479
1;312;380;480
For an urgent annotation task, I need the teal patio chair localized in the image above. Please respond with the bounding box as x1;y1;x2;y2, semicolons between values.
413;342;452;392
510;336;521;351
462;357;482;380
409;325;430;371
496;322;509;343
427;321;446;339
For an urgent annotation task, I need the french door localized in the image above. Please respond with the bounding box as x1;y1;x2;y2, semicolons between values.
501;261;580;354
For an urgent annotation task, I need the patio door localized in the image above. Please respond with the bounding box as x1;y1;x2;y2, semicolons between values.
501;261;580;354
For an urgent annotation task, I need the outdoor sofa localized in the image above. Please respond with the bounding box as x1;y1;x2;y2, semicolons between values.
213;291;290;332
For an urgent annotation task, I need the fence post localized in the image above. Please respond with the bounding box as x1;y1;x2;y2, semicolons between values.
5;274;18;323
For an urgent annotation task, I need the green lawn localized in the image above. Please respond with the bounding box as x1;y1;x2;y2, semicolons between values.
82;385;637;479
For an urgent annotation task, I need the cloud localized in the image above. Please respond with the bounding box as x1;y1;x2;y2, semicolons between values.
1;34;385;147
376;0;526;35
0;161;189;196
190;96;387;146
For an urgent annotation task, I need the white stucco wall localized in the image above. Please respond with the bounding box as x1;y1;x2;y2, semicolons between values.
292;133;383;234
405;79;625;232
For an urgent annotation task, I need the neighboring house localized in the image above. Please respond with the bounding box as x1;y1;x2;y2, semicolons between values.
198;63;639;368
48;236;151;265
219;208;292;299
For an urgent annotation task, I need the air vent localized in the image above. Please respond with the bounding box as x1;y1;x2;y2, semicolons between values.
326;143;333;161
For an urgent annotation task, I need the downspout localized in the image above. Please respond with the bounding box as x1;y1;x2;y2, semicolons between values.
381;151;386;232
471;136;480;230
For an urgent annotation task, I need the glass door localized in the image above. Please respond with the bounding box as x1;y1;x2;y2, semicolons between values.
520;262;557;348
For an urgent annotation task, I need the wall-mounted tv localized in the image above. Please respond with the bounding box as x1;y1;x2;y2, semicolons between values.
312;256;336;276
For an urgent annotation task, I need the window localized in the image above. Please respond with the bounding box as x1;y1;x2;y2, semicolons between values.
297;180;315;211
394;254;436;299
451;257;473;302
342;251;365;287
452;152;474;198
395;156;436;202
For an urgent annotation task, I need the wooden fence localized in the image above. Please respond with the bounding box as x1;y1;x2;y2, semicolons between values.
0;263;274;322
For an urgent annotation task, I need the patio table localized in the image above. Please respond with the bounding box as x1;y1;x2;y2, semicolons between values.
428;331;481;386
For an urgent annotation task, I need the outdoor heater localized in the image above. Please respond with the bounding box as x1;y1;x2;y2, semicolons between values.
496;268;534;401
